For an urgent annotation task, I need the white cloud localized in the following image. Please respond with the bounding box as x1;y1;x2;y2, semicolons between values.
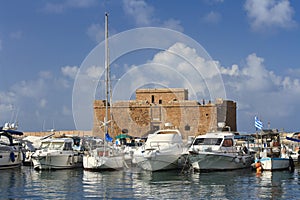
220;64;239;76
113;42;225;103
39;99;47;108
220;53;300;131
39;71;53;79
43;3;64;13
244;0;297;31
0;67;77;130
117;43;300;132
286;68;300;79
62;105;72;116
11;79;46;98
61;66;79;79
86;66;102;79
162;19;184;32
122;0;155;26
202;11;222;24
43;0;97;13
122;0;184;32
87;23;105;43
203;0;224;4
10;31;22;39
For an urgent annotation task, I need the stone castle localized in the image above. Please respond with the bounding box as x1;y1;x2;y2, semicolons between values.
93;88;236;139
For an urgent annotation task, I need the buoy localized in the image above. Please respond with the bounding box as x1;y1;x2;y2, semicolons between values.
255;161;262;174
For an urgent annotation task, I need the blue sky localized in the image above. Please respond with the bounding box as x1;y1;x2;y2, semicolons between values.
1;0;300;133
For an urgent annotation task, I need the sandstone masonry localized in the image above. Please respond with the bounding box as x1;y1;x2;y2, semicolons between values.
93;88;236;139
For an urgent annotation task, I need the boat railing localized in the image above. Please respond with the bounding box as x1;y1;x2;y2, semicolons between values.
193;145;243;155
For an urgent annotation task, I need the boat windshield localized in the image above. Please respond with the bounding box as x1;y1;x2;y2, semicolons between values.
193;138;222;145
40;142;50;149
49;142;64;150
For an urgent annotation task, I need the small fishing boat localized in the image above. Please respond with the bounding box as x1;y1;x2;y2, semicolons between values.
31;137;83;170
0;123;24;169
133;123;185;171
188;129;253;171
254;130;294;171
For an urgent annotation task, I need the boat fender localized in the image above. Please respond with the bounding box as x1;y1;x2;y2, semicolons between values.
242;157;246;165
10;152;15;162
26;152;30;159
21;151;25;163
234;157;240;163
288;156;295;172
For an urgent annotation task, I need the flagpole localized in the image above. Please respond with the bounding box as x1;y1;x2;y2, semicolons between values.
255;116;263;159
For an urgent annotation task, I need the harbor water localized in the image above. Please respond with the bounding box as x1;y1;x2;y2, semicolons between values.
1;165;299;199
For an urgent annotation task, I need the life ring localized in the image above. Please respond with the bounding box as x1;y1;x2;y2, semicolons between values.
10;152;15;162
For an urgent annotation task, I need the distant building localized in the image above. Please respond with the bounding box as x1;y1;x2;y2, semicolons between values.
93;88;236;139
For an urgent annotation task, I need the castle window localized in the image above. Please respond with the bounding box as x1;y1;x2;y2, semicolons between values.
185;124;190;131
151;95;155;103
159;99;162;104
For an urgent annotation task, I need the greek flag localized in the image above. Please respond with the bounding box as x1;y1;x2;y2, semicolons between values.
255;116;263;130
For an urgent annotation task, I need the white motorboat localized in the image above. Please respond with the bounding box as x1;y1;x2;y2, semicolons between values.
0;125;24;169
31;137;83;170
254;130;295;171
83;13;125;171
21;132;55;165
133;125;185;171
188;131;253;171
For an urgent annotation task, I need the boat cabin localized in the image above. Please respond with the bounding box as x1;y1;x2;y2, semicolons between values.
191;132;236;152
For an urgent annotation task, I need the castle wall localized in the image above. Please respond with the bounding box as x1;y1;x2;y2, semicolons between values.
93;88;236;140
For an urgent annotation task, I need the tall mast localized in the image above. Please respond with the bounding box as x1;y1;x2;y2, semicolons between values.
104;13;109;136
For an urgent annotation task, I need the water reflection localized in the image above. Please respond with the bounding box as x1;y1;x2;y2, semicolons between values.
83;170;138;199
254;170;299;199
0;166;84;199
0;165;299;199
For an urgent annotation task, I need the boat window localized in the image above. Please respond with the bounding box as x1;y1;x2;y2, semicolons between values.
222;139;233;147
40;142;50;149
193;138;222;145
64;142;73;150
50;142;64;150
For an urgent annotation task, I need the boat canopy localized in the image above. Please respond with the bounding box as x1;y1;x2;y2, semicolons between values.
2;129;24;135
286;136;300;143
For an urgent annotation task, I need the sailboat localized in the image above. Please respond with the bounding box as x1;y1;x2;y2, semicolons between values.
83;13;125;170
